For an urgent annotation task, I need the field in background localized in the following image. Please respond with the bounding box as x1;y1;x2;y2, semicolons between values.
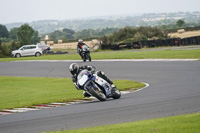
49;40;99;49
168;30;200;38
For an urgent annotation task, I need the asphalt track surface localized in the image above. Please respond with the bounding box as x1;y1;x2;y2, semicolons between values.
0;60;200;133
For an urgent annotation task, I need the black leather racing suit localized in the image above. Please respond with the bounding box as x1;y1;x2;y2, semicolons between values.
77;42;86;58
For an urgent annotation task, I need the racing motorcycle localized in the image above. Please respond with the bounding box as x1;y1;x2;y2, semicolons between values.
81;45;91;62
77;70;121;101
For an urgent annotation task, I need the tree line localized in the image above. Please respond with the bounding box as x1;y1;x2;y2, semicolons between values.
0;24;40;57
45;27;119;43
100;19;191;44
45;19;188;44
100;26;168;45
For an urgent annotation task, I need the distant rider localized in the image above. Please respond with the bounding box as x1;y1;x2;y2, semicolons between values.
77;39;88;59
69;63;116;97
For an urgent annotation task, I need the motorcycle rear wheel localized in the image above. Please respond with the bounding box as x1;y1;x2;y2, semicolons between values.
112;88;121;99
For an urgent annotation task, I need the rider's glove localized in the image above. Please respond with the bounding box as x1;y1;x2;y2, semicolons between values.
91;69;95;74
77;48;82;53
88;66;95;74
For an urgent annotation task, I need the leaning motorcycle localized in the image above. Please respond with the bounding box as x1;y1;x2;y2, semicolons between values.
81;45;91;62
77;70;121;101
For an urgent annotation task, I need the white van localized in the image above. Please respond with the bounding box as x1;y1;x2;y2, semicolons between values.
11;45;43;58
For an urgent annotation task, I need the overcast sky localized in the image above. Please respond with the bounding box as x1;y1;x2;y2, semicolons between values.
0;0;200;24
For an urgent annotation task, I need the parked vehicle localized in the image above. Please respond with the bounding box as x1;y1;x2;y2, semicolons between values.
81;45;91;62
11;45;43;58
77;69;121;101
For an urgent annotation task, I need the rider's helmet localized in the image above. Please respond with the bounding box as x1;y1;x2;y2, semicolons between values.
78;39;83;43
69;63;79;75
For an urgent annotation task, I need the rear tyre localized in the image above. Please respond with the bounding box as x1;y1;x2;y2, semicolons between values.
112;88;121;99
35;52;41;57
15;53;21;58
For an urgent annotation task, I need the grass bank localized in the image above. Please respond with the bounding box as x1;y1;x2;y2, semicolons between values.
48;113;200;133
92;49;200;59
0;49;200;62
0;76;145;110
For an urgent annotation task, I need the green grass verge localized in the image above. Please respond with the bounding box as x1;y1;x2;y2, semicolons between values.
48;113;200;133
92;49;200;59
0;49;200;62
0;76;145;110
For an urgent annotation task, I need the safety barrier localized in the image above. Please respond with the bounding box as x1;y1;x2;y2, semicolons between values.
101;35;200;50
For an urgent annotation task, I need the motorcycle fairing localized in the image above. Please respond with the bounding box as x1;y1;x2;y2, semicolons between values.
94;75;112;97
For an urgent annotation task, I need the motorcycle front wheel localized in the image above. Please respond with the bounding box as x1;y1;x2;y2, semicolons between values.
82;54;86;62
88;55;91;62
88;85;106;101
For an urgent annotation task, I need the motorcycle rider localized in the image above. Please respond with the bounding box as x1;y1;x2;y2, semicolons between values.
69;63;116;97
77;39;89;59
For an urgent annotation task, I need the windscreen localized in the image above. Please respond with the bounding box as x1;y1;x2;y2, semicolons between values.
82;45;89;51
77;70;89;86
77;70;89;81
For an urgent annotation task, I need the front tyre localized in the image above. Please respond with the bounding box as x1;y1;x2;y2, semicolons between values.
88;55;91;62
112;88;121;99
82;53;86;62
88;85;106;101
15;53;21;58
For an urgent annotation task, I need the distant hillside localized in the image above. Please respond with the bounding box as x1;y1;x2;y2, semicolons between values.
5;11;200;35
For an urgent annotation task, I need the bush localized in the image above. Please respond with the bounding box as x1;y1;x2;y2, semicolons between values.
0;40;22;57
10;41;21;51
0;37;12;42
0;54;5;58
1;43;11;56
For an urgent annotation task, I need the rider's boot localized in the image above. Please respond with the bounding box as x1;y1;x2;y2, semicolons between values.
111;84;116;89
